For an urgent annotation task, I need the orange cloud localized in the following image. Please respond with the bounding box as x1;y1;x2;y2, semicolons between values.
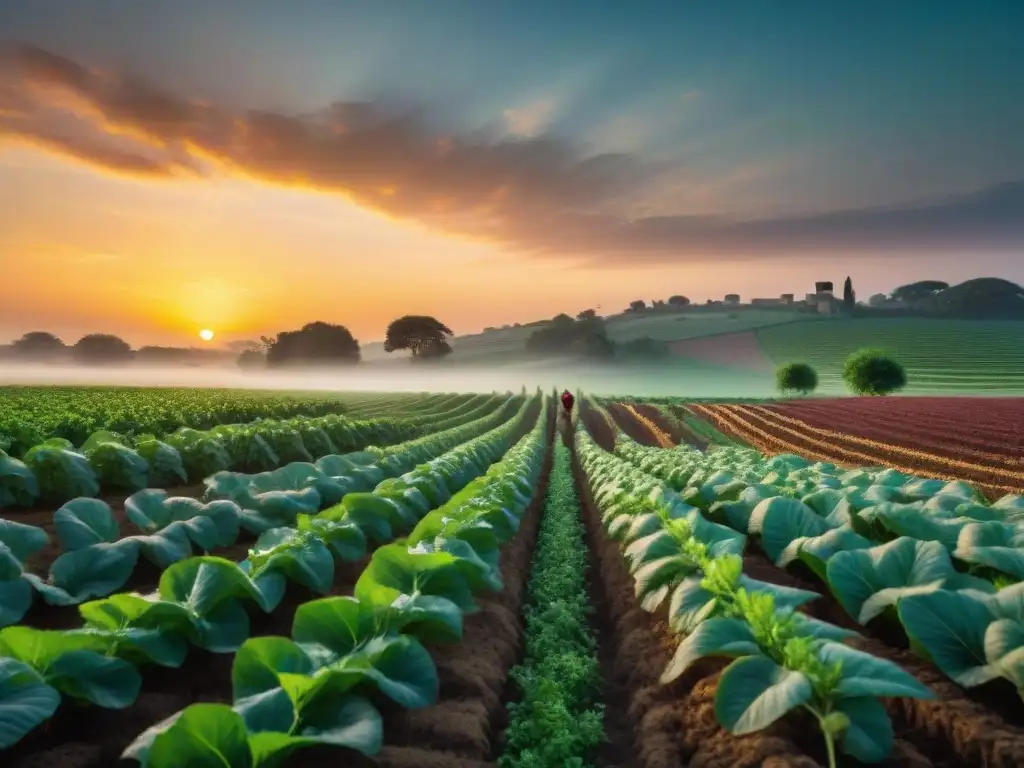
2;43;1023;263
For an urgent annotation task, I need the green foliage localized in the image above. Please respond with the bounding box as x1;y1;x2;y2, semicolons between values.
842;349;907;395
890;280;949;303
619;335;670;359
265;322;361;367
71;334;133;365
525;315;615;359
499;443;604;767
384;315;454;358
775;362;818;395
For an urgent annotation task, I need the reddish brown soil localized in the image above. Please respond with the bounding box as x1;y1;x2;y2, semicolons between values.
570;441;820;768
766;399;1024;460
580;399;617;452
668;331;775;373
607;403;665;448
632;404;685;446
692;403;1024;499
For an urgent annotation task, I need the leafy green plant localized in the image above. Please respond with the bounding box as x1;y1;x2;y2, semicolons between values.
499;442;604;767
842;348;907;396
576;426;937;765
775;362;819;396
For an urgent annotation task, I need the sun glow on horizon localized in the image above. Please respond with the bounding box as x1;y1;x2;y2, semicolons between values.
199;329;215;341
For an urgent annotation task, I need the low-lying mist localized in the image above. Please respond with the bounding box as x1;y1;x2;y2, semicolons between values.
0;359;774;398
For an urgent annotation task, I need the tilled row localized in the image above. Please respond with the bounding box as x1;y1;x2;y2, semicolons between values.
692;403;1023;498
569;439;822;768
360;414;554;768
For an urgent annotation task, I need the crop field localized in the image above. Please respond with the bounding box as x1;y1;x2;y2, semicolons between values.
756;318;1024;394
1;385;1023;768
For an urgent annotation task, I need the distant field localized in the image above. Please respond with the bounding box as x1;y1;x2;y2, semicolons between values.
361;309;805;363
604;309;802;342
756;318;1024;393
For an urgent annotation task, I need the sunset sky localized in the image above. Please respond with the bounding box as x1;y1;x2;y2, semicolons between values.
1;1;1022;347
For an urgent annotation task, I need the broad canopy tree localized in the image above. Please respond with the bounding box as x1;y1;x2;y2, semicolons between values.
12;332;66;359
265;321;361;366
72;334;133;365
384;315;454;359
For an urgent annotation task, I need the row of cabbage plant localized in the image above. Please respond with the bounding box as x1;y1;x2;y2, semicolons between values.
575;424;936;767
120;396;552;766
0;394;542;750
0;394;529;627
0;393;501;506
611;434;1024;698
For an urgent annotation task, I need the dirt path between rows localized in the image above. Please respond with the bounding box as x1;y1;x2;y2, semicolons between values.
569;438;821;768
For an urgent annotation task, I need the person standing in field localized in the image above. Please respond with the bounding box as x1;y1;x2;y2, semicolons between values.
560;390;575;420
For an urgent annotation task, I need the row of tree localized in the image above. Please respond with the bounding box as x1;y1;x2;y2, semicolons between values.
4;316;457;368
776;350;908;397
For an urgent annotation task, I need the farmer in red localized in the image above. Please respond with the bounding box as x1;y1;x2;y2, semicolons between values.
560;390;575;418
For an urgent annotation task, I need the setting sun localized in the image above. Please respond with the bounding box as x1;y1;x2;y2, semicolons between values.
199;329;215;341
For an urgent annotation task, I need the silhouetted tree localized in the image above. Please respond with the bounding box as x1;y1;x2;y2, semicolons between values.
890;280;949;304
11;331;65;359
265;322;361;367
384;315;453;358
629;300;646;312
526;315;614;359
667;295;690;307
868;293;889;307
72;334;133;365
843;276;855;310
413;337;453;361
237;349;266;369
576;309;597;320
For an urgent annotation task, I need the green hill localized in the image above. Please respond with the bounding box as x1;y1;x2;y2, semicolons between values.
756;318;1024;393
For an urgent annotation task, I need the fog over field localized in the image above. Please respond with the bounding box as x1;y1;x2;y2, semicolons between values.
0;360;772;398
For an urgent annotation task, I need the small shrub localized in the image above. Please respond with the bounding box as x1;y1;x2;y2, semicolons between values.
843;348;907;395
775;362;818;396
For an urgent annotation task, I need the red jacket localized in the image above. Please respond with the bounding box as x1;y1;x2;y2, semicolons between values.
561;391;575;411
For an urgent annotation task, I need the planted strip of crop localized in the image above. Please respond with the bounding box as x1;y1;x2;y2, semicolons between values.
0;395;545;766
0;396;528;634
114;397;553;767
695;403;1024;498
571;428;825;767
0;394;511;510
497;440;605;767
607;432;1024;765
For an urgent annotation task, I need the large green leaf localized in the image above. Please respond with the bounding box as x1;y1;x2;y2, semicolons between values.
815;640;934;699
36;539;141;603
715;656;812;734
897;589;996;687
249;693;382;761
748;497;832;562
777;525;873;581
827;538;959;625
0;452;39;507
661;617;759;683
0;657;60;749
53;498;119;550
954;521;1024;580
130;703;255;768
835;696;894;764
355;544;476;614
0;519;48;563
